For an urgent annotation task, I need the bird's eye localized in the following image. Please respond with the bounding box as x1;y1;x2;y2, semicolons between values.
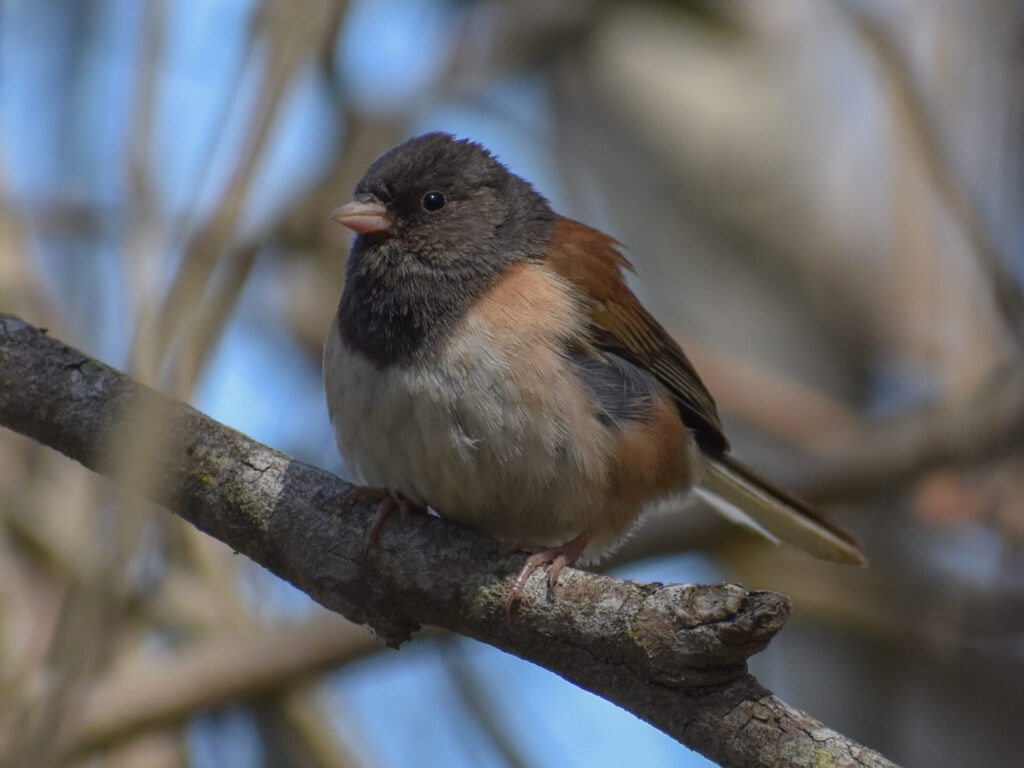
421;191;445;212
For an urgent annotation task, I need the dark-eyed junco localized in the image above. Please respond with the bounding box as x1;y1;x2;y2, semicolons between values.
324;132;864;606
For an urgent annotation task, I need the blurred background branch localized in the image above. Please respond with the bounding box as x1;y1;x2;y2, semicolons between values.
0;0;1021;766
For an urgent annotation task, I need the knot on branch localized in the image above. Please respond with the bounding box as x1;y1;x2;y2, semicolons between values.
630;584;791;687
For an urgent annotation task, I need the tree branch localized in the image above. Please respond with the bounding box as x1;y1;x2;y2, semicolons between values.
0;313;897;768
58;615;377;761
803;364;1024;504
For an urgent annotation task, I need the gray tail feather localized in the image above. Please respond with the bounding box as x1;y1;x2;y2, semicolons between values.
695;454;866;565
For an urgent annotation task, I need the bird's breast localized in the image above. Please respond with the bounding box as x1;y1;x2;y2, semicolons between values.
324;262;622;540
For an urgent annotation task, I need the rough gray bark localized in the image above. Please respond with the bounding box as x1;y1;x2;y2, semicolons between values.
0;313;899;768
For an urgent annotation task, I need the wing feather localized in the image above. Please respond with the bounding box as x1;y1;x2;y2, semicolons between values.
544;216;728;452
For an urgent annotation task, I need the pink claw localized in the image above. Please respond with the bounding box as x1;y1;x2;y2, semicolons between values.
506;531;590;615
349;486;422;552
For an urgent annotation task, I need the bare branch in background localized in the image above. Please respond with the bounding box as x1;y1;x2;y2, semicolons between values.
58;615;376;762
843;5;1024;354
131;0;337;393
804;364;1024;503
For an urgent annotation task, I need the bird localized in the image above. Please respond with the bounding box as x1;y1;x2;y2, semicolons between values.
323;132;865;608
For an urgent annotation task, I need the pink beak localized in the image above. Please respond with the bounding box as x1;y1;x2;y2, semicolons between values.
331;196;397;238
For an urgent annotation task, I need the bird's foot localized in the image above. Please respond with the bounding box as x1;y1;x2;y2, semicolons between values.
348;486;424;552
506;531;590;615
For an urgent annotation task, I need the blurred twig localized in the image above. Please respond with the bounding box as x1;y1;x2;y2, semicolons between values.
679;332;860;449
842;4;1024;355
122;0;169;311
439;641;540;768
804;364;1024;503
131;0;336;392
272;690;363;768
56;615;375;763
